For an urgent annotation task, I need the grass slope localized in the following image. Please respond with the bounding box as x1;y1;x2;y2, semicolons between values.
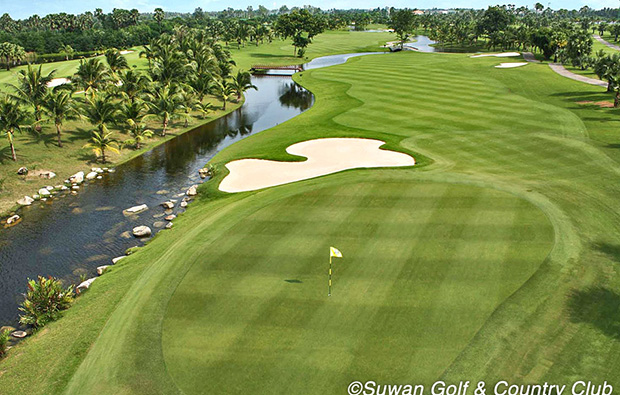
3;50;620;393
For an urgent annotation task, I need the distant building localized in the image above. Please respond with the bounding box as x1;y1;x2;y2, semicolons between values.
413;10;424;15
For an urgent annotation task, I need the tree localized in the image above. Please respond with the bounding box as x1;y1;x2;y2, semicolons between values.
10;64;56;126
42;90;79;147
154;8;165;26
105;48;129;75
19;276;74;328
275;9;326;56
73;58;110;96
388;9;416;49
82;94;119;134
209;78;234;110
116;69;150;103
145;85;183;136
58;44;75;60
0;95;26;161
0;42;25;71
84;131;120;163
229;70;258;100
118;100;152;149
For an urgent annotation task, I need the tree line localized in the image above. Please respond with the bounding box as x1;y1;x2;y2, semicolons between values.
0;27;258;163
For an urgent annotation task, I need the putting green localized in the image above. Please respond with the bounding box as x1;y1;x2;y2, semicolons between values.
162;181;553;393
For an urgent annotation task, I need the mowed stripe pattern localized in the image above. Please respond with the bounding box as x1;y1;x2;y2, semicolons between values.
163;181;553;393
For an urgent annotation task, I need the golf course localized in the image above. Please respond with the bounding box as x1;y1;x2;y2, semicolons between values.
2;41;620;393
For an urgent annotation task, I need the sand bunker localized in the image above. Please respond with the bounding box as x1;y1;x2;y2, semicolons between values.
47;78;71;88
219;138;415;193
120;50;134;55
495;62;528;69
471;52;521;58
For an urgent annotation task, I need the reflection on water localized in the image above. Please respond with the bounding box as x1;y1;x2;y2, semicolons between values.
0;52;367;325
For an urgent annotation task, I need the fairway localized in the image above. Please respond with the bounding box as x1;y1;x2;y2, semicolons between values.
163;181;554;393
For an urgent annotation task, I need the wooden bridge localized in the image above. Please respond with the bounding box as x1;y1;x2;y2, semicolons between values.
251;64;303;72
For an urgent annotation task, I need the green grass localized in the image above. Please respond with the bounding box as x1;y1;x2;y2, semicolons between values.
3;48;620;393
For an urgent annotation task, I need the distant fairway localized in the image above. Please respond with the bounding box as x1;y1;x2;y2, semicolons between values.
163;181;553;393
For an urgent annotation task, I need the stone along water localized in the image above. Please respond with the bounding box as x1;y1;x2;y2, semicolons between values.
0;53;375;325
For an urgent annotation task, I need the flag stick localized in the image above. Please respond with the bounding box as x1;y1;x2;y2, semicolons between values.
328;255;332;297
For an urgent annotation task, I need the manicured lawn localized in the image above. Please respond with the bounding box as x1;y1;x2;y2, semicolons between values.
3;47;620;393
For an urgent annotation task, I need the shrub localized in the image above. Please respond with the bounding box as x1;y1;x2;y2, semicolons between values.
18;276;75;329
0;329;10;358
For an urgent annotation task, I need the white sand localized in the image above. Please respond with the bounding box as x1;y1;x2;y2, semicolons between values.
219;138;415;193
47;78;71;88
495;62;528;69
471;52;521;58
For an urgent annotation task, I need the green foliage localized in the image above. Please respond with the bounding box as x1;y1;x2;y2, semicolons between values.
0;329;10;358
388;8;416;48
275;9;327;56
18;276;75;329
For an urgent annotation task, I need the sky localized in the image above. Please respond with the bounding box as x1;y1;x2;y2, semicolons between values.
1;0;619;19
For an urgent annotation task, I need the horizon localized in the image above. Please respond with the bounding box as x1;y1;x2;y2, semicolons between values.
3;0;620;20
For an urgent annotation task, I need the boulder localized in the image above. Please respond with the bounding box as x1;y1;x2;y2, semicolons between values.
6;215;20;225
165;222;173;229
11;330;27;339
165;214;176;221
132;226;152;237
69;171;84;184
40;171;56;179
161;201;175;209
17;167;28;175
112;256;126;264
76;277;96;292
38;188;51;197
97;265;110;275
17;196;34;206
125;204;148;214
186;185;198;196
86;171;98;180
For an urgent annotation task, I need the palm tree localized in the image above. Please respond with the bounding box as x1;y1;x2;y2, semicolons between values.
105;49;129;76
210;79;234;110
58;44;75;61
117;101;153;149
139;44;155;70
145;85;183;136
116;69;150;103
0;96;27;161
82;94;119;134
72;58;110;96
9;64;56;126
229;70;258;100
42;90;79;148
0;42;25;71
83;131;120;163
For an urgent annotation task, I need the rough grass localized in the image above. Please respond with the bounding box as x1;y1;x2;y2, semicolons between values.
2;48;620;393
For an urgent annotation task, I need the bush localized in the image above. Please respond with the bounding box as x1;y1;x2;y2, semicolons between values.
0;329;10;358
18;276;75;329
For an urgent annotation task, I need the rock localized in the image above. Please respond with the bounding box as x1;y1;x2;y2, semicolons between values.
92;167;103;173
0;326;16;333
71;191;77;195
76;277;96;292
165;214;176;221
175;193;185;198
55;185;63;189
125;204;148;214
156;189;169;195
97;265;110;275
132;226;152;237
165;222;173;229
102;167;109;171
72;185;80;190
17;196;34;206
61;185;69;191
69;171;85;184
11;330;27;339
33;194;40;200
161;201;175;209
86;171;98;180
153;221;166;228
40;171;56;179
38;188;51;197
186;185;198;196
180;201;188;208
108;169;115;173
46;186;54;191
97;175;102;180
6;215;20;225
152;213;164;218
71;207;83;215
112;256;126;264
17;167;28;175
120;230;132;239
